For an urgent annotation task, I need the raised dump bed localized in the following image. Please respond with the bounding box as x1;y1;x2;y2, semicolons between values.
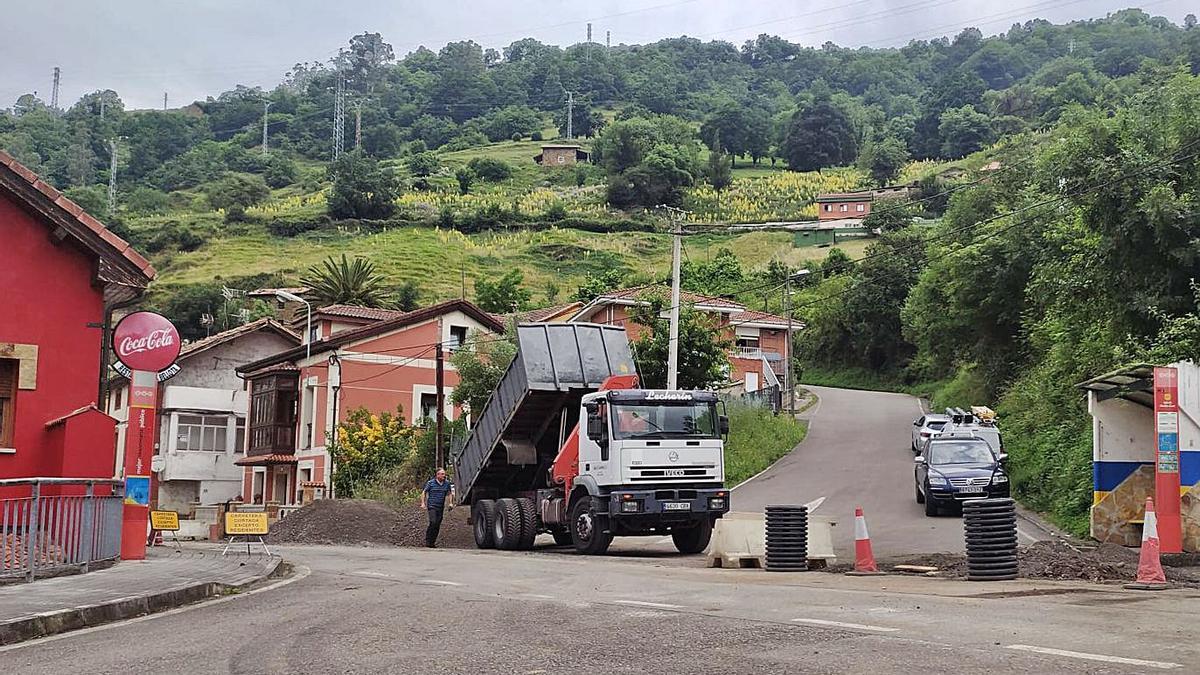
453;323;636;504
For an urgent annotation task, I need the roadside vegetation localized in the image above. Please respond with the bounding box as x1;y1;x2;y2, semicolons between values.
724;404;808;486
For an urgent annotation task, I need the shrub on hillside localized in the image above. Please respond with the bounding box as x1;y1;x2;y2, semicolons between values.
466;157;513;181
531;131;544;141
328;151;398;220
267;215;330;237
262;154;298;188
206;174;270;222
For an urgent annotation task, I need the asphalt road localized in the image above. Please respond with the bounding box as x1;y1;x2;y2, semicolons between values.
729;385;1045;558
7;545;1198;674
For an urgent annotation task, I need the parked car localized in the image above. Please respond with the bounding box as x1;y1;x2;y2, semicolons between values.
940;407;1004;454
911;413;951;452
914;436;1008;517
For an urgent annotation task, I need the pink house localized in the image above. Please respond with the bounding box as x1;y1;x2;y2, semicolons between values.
234;300;504;506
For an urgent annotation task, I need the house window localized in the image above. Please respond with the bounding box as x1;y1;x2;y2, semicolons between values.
248;373;298;453
235;418;246;453
824;204;831;212
857;204;865;212
113;387;123;410
177;415;230;452
840;204;848;212
448;325;469;351
0;359;16;448
420;393;438;422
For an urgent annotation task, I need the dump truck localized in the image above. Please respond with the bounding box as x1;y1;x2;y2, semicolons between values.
453;322;730;555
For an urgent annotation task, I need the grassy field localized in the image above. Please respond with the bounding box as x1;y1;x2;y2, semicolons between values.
724;404;808;486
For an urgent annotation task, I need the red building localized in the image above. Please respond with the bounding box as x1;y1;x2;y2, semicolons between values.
816;192;873;221
0;150;154;480
234;299;504;506
568;285;794;393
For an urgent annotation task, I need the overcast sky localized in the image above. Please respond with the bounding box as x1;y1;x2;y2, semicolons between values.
1;1;1193;110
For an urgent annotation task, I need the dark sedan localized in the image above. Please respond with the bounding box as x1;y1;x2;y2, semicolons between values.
914;437;1008;516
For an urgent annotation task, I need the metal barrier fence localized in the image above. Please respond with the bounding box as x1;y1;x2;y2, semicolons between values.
0;478;125;582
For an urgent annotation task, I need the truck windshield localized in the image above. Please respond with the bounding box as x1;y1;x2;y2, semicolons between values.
928;442;995;465
610;402;718;439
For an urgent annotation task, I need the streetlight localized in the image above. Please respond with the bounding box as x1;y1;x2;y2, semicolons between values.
785;269;811;414
275;290;312;360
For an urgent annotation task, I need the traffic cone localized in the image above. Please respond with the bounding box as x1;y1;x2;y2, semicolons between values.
1125;497;1169;590
847;506;882;576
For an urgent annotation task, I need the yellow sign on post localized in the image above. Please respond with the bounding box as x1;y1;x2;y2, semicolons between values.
150;510;180;531
224;512;269;535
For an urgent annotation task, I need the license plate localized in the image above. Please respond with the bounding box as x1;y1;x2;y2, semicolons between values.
958;486;985;494
664;469;686;477
663;502;692;511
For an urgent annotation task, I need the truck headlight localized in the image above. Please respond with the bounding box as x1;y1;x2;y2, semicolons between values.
621;500;641;513
708;497;726;510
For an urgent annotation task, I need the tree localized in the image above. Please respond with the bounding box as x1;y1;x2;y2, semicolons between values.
681;247;742;295
64;185;108;217
860;136;909;186
455;166;475;195
206;174;269;221
862;201;915;233
575;268;627;303
781;100;858;171
450;334;517;418
262;154;298;188
630;300;731;389
327;151;397;220
938;105;994;157
392;280;421;311
475;269;531;313
406;151;440;177
705;145;733;193
819;248;855;277
467;157;513;181
700;104;747;165
301;254;391;307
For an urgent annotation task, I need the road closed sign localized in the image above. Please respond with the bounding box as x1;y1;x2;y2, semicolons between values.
150;510;180;531
225;512;269;536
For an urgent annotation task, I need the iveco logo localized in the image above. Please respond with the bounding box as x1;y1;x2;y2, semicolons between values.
668;451;679;462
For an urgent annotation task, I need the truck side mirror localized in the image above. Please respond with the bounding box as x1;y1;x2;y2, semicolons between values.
914;456;925;464
718;415;730;435
586;415;605;442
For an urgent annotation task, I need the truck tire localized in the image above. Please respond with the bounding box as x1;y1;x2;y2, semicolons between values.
671;519;713;554
569;498;612;555
493;498;522;550
516;497;538;550
473;499;497;548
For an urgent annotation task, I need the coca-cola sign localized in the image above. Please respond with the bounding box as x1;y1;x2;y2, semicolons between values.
113;312;181;373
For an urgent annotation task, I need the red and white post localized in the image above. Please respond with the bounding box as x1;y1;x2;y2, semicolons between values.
848;506;881;575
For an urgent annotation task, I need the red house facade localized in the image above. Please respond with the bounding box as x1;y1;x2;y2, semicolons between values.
0;150;154;480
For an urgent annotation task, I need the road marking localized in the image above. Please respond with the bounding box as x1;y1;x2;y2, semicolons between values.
0;565;311;653
791;618;899;633
613;600;683;609
1005;645;1181;670
1015;526;1038;543
417;579;462;587
518;593;555;600
353;570;394;578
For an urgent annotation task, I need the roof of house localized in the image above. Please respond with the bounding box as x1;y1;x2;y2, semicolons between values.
510;301;585;324
237;298;505;374
815;192;874;203
593;284;744;310
730;309;793;329
247;286;309;298
311;304;407;322
44;404;116;428
180;318;300;360
540;144;584;149
0;150;155;298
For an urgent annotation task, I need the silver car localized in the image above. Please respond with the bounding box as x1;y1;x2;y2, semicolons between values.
911;414;951;452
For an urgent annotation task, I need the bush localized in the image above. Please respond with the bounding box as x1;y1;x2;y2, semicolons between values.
126;187;171;215
206;174;270;221
406;151;440;177
531;130;544;141
723;403;807;486
64;185;108;217
543;202;568;221
267;216;329;237
466;157;514;182
262;154;298;188
511;131;523;142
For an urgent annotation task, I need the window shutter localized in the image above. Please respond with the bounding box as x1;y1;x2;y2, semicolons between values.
0;361;16;394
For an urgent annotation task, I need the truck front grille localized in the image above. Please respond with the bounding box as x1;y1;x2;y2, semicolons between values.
630;465;718;482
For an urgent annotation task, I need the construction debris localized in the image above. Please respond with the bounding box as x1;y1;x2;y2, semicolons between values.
267;499;474;548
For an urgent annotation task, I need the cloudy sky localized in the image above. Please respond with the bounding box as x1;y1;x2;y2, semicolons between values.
1;1;1193;110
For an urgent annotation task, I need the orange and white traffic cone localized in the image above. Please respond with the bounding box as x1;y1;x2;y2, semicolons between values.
847;506;882;575
1125;497;1169;590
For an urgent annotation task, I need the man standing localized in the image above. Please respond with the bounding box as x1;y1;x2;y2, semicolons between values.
421;468;455;548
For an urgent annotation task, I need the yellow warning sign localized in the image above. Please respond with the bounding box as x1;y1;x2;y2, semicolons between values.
224;512;269;536
150;510;180;531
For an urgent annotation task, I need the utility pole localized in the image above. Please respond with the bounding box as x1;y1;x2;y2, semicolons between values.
107;139;118;214
606;31;611;49
51;67;60;111
261;101;273;155
587;23;592;62
435;342;445;469
565;91;574;140
662;206;686;391
163;92;168;110
785;269;793;414
332;76;345;160
354;99;363;149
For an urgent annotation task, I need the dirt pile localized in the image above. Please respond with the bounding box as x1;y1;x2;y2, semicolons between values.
267;499;475;548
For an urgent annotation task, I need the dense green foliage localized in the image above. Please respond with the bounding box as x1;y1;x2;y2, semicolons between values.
630;299;731;389
474;269;532;313
796;72;1200;533
301;254;391;307
724;405;808;486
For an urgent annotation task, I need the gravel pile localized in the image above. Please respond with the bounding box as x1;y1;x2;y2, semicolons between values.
268;499;475;548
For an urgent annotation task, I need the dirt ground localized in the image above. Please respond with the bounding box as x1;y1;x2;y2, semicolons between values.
268;499;475;549
883;540;1200;585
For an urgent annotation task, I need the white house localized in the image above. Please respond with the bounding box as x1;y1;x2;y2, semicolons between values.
109;318;299;515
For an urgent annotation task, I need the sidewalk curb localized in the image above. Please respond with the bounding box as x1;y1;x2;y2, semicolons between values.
0;557;283;646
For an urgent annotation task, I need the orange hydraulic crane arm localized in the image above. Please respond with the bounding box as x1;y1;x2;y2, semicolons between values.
549;374;639;494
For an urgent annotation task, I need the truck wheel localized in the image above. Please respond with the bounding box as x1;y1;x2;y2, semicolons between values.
493;498;522;550
516;497;538;550
569;498;612;555
473;499;497;548
549;527;573;546
671;519;713;554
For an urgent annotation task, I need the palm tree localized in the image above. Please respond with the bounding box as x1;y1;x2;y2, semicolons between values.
301;254;390;307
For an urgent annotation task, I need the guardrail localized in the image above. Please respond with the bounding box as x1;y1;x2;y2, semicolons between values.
0;478;124;582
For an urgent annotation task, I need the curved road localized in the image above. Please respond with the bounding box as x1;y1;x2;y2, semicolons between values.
732;385;1038;558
